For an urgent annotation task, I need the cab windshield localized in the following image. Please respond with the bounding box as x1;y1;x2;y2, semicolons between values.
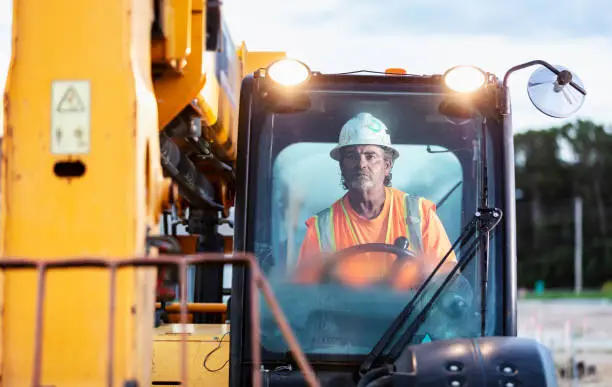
248;76;503;360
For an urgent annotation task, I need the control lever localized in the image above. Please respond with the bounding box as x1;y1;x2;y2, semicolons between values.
393;236;410;255
385;237;413;286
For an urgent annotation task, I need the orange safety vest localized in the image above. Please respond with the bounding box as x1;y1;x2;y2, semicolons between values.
295;187;456;289
314;190;425;254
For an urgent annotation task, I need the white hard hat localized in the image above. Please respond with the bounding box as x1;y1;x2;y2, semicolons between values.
330;112;400;161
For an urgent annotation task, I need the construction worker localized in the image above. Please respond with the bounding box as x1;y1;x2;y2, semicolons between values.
294;112;457;290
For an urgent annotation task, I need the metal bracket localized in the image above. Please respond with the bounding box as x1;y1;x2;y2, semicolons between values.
475;207;503;234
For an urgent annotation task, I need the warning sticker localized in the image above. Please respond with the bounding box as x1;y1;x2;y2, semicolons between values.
51;80;91;154
56;86;86;113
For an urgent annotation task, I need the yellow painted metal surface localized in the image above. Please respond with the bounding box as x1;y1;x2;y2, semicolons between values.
197;50;240;162
153;0;205;129
1;0;164;386
193;44;282;163
152;323;230;386
238;44;287;77
153;0;247;162
164;0;193;67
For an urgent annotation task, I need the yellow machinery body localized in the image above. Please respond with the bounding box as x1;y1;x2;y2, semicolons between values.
2;0;163;385
2;0;285;386
152;324;231;385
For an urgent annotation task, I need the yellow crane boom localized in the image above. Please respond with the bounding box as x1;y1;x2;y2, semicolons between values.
2;0;164;385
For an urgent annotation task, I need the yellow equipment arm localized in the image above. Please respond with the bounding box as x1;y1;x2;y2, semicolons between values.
1;0;166;385
1;0;289;385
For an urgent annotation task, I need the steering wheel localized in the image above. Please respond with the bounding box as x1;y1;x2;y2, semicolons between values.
318;237;419;287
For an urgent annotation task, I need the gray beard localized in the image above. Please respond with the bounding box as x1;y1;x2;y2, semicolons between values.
349;175;375;191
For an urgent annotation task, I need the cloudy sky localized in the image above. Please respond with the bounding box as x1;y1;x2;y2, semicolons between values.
1;0;610;134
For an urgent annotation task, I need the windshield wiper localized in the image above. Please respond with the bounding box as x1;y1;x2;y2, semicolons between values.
436;180;462;209
358;207;503;377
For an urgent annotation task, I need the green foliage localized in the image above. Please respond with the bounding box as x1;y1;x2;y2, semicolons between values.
515;119;612;288
601;280;612;294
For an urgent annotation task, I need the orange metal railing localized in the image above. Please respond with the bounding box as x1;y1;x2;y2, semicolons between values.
0;252;320;387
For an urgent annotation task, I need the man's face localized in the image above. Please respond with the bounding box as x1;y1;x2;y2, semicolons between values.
340;145;391;191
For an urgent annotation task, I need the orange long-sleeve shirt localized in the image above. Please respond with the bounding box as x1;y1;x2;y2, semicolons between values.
294;187;457;290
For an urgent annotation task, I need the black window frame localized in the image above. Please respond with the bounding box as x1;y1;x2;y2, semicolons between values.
229;73;516;386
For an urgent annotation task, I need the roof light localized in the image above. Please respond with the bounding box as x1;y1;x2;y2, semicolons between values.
266;59;312;86
443;65;486;93
385;68;407;75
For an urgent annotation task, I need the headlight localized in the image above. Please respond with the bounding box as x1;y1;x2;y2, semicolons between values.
443;65;486;93
266;59;312;86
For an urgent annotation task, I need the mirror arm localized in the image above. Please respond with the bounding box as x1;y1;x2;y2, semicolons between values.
500;59;587;116
502;59;560;88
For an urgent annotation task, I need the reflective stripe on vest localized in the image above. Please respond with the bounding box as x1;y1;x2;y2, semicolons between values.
314;194;424;253
314;207;336;252
404;194;424;253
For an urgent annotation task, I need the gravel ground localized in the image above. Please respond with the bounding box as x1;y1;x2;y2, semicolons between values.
518;299;612;386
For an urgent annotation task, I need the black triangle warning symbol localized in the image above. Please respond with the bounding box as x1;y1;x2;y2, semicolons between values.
56;86;86;113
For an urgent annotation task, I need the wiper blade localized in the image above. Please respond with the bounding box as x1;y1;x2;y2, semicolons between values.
358;207;503;376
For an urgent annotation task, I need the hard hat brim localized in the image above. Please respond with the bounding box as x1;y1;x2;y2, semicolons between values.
330;144;400;161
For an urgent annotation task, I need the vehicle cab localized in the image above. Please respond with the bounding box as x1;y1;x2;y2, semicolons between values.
229;59;587;386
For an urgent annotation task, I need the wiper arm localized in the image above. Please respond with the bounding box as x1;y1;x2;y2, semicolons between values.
384;210;502;360
358;214;476;376
436;180;462;209
358;207;503;376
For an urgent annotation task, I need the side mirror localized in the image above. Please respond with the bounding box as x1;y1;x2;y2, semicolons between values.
502;60;587;118
527;65;586;118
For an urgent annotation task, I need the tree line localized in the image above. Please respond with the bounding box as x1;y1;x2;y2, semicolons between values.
514;119;612;289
